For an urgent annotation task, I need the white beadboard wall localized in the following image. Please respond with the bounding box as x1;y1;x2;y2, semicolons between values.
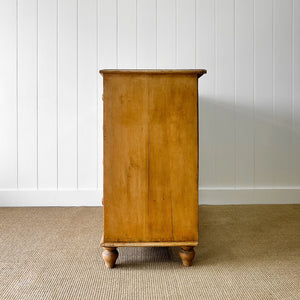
0;0;300;206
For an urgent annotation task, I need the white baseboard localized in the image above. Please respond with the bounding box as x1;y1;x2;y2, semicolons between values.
199;188;300;205
0;188;299;207
0;190;102;207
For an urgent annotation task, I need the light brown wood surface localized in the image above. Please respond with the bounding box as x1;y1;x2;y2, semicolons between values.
147;75;198;242
103;74;149;242
101;69;206;266
102;247;119;268
100;69;206;78
100;234;198;247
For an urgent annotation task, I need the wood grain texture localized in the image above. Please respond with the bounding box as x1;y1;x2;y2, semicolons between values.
100;234;198;247
102;71;204;245
102;247;118;268
148;74;198;242
179;246;195;267
103;74;149;242
100;241;198;247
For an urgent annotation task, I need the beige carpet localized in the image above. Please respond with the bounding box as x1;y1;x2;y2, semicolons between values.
0;205;299;299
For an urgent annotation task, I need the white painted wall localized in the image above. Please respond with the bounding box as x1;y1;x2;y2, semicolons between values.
0;0;299;206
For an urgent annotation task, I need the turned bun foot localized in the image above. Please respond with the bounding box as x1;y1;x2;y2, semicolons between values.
179;246;195;267
102;247;119;268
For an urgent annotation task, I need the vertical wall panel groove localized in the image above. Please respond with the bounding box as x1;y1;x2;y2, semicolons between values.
56;0;59;190
98;0;118;67
235;0;254;187
273;0;293;186
290;0;300;187
272;0;275;179
292;0;295;185
157;0;176;68
292;0;294;129
137;0;156;68
215;0;235;187
194;0;196;68
177;0;196;68
175;0;177;67
36;0;39;189
116;0;118;68
37;0;58;189
155;0;157;68
197;0;216;187
58;0;78;190
254;0;274;187
16;0;19;189
77;0;98;189
293;0;300;186
18;0;38;189
135;0;138;68
117;0;136;68
234;0;236;188
76;0;79;189
213;0;217;185
99;0;118;191
0;0;18;189
253;0;255;189
96;0;99;189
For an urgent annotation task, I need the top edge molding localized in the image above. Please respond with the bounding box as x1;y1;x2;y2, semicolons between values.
99;69;207;78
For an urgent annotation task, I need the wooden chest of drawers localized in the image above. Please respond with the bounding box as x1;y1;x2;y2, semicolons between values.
100;69;206;267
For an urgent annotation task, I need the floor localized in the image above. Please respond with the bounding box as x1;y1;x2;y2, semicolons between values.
0;205;299;299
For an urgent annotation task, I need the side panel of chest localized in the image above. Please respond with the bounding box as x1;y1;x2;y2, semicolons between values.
103;74;198;243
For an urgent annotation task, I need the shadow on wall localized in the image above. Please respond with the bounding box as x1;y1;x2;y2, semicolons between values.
198;95;300;188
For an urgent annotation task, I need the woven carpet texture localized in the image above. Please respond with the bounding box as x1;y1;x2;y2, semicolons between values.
0;205;299;299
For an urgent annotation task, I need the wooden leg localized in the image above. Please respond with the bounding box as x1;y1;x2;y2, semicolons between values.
179;246;195;267
102;247;119;268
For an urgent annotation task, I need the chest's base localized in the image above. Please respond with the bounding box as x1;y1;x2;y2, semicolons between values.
100;235;197;268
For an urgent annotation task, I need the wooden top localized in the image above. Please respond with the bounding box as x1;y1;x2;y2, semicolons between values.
100;69;207;78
